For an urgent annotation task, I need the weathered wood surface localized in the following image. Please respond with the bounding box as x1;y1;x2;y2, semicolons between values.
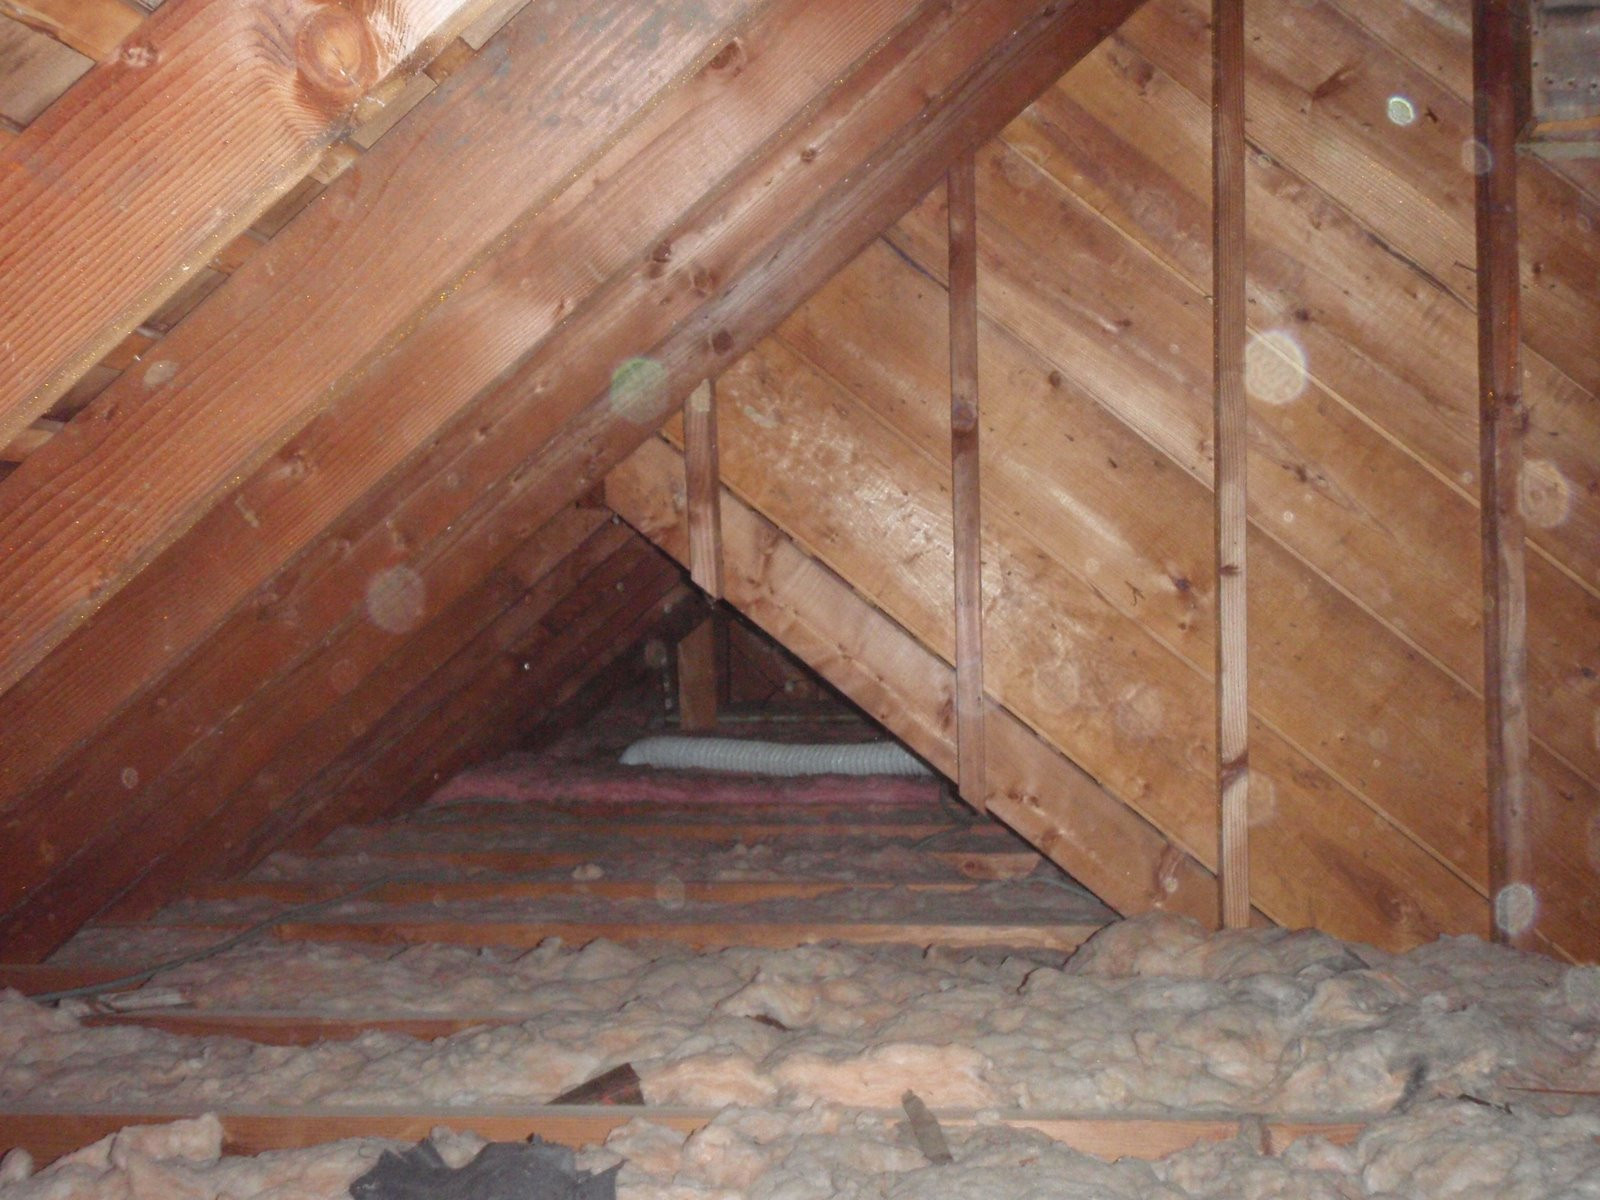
0;0;1152;952
677;617;720;731
0;0;487;443
0;0;1140;815
0;1105;1363;1170
0;506;620;922
684;380;725;599
1210;0;1249;929
946;155;987;812
1114;0;1600;590
1473;0;1533;947
609;437;1227;925
0;526;666;958
0;0;761;695
99;544;687;933
674;329;1484;950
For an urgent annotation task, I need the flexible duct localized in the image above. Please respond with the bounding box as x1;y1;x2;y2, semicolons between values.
619;736;930;777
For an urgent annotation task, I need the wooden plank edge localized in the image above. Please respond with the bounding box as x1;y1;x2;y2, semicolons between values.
0;1104;1367;1167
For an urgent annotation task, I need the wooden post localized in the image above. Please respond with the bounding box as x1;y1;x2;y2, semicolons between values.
1212;0;1250;929
948;153;986;813
684;379;725;600
1474;0;1535;947
677;617;719;733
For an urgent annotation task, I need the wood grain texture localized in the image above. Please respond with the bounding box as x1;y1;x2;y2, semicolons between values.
1;0;1149;954
1211;0;1248;928
947;155;987;812
677;617;720;732
681;335;1478;949
0;0;754;696
684;379;725;599
0;0;940;801
609;436;1228;926
99;539;680;931
0;0;481;442
0;0;143;61
0;524;657;958
1473;0;1533;948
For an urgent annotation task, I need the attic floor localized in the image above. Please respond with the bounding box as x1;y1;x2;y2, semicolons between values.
1;709;1598;1196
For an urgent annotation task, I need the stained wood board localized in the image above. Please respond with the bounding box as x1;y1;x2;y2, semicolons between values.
834;172;1597;948
608;437;1229;925
0;0;1092;807
999;45;1600;780
0;510;621;922
105;545;685;925
192;880;983;904
0;0;485;440
685;342;1480;950
1119;0;1600;586
0;0;764;694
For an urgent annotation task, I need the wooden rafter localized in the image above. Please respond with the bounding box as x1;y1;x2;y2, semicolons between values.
0;0;485;444
1473;0;1535;948
684;379;725;599
948;152;987;812
1212;0;1250;929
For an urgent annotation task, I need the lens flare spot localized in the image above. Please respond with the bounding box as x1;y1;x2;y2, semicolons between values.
1519;458;1574;528
1244;330;1308;406
1386;95;1417;126
1494;882;1537;937
1461;138;1493;175
610;356;668;424
365;565;426;634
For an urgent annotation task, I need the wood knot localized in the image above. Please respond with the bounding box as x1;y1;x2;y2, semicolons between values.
707;38;745;73
296;3;379;107
711;329;733;355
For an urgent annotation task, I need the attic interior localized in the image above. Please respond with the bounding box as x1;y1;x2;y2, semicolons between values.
1;0;1598;1193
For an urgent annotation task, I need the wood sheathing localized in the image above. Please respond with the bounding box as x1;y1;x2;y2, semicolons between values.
0;0;1596;964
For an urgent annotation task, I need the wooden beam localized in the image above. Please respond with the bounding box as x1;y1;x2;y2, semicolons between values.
1474;0;1535;948
110;546;684;926
0;0;759;696
609;438;1225;924
947;153;987;813
0;1106;1363;1170
0;0;484;443
676;617;720;732
1212;0;1250;929
0;0;142;61
684;379;725;599
0;0;1113;808
123;917;1105;953
0;509;622;930
0;530;662;958
192;880;981;904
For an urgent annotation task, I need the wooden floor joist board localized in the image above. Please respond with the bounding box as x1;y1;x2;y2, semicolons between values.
0;1105;1366;1167
190;880;984;904
270;847;1046;879
99;919;1106;953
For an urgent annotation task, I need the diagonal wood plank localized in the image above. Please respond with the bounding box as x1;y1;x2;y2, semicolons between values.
0;0;1150;860
609;437;1226;926
0;0;761;695
0;0;490;440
